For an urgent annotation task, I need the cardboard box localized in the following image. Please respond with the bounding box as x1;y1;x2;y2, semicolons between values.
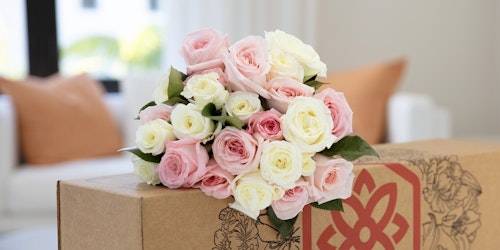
57;139;500;249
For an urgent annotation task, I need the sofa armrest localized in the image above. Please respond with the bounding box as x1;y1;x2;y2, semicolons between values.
387;92;451;143
0;95;18;177
0;95;18;212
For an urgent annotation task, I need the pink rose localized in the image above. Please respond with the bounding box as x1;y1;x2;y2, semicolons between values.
306;155;354;204
181;28;229;74
264;77;315;113
247;109;284;141
314;88;353;141
212;127;261;175
271;180;312;220
224;35;271;98
138;104;174;124
157;138;209;188
200;159;234;199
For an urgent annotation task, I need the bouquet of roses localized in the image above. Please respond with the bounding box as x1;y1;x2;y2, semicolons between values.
124;28;377;238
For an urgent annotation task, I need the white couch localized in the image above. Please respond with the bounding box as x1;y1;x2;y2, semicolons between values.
0;93;133;232
0;88;451;232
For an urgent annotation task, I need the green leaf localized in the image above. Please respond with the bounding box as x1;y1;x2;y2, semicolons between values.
163;96;188;106
303;74;317;83
320;135;379;161
139;101;157;112
201;102;218;116
304;79;326;90
310;199;344;212
119;147;162;163
167;67;187;99
267;206;298;240
201;103;243;129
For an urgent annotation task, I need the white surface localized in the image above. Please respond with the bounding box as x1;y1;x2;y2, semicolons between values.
0;225;57;250
5;155;132;214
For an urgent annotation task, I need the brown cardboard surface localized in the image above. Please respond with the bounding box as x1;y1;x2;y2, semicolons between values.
57;139;500;249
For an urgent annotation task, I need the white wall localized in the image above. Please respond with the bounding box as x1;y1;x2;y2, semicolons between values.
162;0;500;139
316;0;500;138
0;0;26;78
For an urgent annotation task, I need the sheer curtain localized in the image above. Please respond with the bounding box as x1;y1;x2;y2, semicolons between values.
162;0;318;70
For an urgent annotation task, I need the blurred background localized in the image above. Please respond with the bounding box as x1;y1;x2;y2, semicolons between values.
1;1;499;248
1;0;499;140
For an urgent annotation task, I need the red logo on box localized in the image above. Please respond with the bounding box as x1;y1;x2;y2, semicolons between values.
302;163;421;249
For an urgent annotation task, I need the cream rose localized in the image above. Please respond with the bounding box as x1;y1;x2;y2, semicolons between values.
131;155;161;185
153;72;170;104
225;91;262;123
135;119;175;155
282;97;336;153
259;140;303;189
181;71;229;109
268;48;304;81
230;171;284;219
302;152;316;176
170;103;215;140
265;29;327;79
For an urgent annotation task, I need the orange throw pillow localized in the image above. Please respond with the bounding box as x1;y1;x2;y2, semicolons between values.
318;58;406;145
0;74;123;165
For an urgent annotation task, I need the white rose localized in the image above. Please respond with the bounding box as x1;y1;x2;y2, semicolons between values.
181;72;229;109
170;103;215;140
282;97;336;153
265;30;327;79
294;44;327;79
131;155;161;185
302;152;316;176
267;48;304;81
153;72;170;104
225;91;262;123
260;140;303;189
135;119;175;155
230;171;284;219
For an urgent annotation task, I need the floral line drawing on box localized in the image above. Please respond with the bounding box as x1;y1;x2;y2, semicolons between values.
363;149;482;250
213;207;301;250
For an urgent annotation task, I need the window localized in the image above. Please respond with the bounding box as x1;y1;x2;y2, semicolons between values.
12;0;167;91
149;0;158;11
56;0;166;81
0;0;28;79
81;0;96;9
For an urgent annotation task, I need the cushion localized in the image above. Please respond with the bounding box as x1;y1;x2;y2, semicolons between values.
0;73;123;165
318;58;406;144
